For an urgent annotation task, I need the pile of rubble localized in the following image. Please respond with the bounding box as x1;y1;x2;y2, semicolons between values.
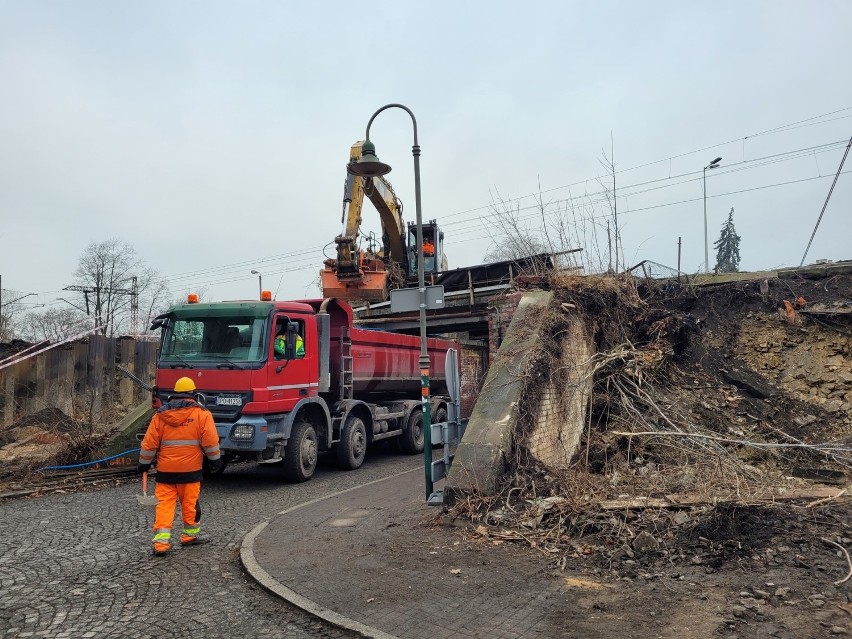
450;271;852;571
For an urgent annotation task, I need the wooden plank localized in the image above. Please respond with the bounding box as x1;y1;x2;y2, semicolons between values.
2;369;15;427
599;484;845;510
119;339;135;406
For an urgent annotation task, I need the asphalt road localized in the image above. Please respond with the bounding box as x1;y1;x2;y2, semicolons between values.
0;449;421;638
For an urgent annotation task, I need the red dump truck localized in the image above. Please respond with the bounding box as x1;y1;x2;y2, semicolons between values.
150;296;457;481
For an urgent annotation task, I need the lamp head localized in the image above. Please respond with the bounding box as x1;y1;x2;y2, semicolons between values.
251;270;260;275
347;139;392;177
707;156;723;169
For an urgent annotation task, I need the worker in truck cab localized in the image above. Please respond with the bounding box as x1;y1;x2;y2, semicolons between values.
137;376;221;556
274;326;305;359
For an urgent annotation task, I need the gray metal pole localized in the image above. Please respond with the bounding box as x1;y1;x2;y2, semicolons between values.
364;103;433;499
703;167;708;274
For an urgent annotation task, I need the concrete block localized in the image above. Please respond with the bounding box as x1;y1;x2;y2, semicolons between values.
446;291;553;502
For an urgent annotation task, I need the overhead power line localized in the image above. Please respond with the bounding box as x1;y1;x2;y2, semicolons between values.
800;135;852;266
438;107;852;221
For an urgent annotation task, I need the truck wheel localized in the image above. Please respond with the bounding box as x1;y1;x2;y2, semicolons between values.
399;409;424;454
282;419;318;482
336;415;367;470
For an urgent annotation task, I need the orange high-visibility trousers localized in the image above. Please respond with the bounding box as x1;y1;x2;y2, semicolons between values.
152;481;202;552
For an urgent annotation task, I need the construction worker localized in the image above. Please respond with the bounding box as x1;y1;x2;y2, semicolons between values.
138;376;221;556
274;328;305;359
422;239;435;256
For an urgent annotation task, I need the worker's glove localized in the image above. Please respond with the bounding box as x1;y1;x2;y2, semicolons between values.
207;459;222;474
137;463;151;475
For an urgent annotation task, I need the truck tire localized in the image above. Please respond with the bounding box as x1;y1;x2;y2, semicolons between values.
282;419;318;482
399;409;424;454
336;415;367;470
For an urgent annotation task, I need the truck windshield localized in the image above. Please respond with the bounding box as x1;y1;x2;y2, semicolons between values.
160;315;267;364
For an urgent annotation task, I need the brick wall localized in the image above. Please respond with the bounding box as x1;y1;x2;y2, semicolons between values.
458;340;487;418
487;292;524;362
526;314;594;468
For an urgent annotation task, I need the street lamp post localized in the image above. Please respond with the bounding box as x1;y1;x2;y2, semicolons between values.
251;270;263;298
703;157;722;273
347;103;433;500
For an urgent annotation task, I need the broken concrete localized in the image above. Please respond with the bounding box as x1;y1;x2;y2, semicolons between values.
446;291;553;501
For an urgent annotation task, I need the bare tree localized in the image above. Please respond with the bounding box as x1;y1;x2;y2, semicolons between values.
480;138;626;276
0;290;27;341
69;239;169;335
482;190;549;263
597;139;621;272
19;307;89;342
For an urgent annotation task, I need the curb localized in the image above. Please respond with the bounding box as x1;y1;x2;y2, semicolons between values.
240;468;421;639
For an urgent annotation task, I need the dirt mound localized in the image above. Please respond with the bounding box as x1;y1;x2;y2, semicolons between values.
9;407;79;433
449;271;852;561
0;407;110;480
446;271;852;636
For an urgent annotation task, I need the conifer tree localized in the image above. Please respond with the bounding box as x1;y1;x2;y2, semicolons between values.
713;207;741;273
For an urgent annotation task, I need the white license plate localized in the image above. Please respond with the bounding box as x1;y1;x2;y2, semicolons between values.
216;396;243;406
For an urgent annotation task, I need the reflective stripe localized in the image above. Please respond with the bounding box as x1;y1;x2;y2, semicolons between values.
207;453;221;460
202;445;219;453
183;526;201;536
153;531;171;541
139;449;157;461
162;439;201;447
267;383;319;391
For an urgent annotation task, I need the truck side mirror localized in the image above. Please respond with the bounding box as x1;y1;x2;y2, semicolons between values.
285;323;297;360
150;314;171;331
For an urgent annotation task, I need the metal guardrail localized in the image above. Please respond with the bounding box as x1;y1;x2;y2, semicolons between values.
427;348;465;506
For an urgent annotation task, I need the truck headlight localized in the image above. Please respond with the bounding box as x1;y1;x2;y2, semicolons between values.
230;423;255;441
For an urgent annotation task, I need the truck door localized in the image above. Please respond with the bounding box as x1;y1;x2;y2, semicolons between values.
267;315;313;411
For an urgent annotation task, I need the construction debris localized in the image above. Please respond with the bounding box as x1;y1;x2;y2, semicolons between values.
446;270;852;574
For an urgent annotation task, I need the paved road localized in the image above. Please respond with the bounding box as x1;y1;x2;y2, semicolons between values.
0;450;420;638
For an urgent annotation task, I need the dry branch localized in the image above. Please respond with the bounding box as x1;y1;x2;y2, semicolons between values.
612;430;852;455
821;537;852;586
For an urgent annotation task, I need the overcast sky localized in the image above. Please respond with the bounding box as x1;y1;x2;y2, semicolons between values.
1;1;851;315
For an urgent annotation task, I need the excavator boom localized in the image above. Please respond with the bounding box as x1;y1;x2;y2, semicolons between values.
321;141;446;302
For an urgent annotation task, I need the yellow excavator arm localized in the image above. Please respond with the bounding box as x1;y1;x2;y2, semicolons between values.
322;141;447;301
338;141;405;267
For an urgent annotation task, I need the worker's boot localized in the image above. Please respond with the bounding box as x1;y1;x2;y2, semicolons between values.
180;533;211;546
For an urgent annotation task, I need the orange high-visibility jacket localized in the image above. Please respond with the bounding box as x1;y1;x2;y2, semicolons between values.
139;398;221;484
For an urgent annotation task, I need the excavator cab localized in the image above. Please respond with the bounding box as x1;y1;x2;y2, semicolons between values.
407;220;447;279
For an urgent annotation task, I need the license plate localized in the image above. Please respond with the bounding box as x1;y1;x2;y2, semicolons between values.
216;396;243;406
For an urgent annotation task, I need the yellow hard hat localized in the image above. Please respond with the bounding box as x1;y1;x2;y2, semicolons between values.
174;377;196;393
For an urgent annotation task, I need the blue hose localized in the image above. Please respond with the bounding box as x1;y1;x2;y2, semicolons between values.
39;448;141;472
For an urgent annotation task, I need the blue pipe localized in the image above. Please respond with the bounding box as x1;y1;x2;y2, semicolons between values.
39;448;141;472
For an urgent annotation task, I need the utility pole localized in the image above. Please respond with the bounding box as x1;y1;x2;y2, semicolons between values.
800;135;852;267
64;281;135;333
130;276;139;336
677;236;682;282
611;132;618;272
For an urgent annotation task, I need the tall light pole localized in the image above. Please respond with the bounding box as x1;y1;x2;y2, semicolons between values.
703;157;722;273
347;103;433;499
251;270;263;298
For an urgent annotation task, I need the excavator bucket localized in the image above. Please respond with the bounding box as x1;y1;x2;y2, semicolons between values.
321;259;390;301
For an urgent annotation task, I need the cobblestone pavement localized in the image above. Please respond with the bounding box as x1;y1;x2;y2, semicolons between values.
0;450;420;638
